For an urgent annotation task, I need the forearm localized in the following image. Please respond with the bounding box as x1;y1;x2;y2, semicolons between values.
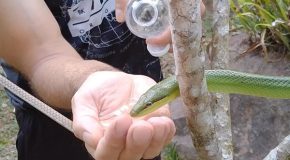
0;0;117;110
30;49;117;110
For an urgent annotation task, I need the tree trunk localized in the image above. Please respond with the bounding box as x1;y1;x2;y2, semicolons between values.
207;0;233;159
168;0;219;159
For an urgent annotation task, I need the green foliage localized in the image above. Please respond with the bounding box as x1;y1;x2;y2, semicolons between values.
163;143;180;160
230;0;290;53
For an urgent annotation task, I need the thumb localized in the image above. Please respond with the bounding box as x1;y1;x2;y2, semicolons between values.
72;113;104;149
146;27;171;46
72;95;104;149
115;0;128;22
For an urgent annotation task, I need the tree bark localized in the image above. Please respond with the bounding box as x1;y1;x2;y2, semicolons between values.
168;0;219;159
208;0;233;159
264;135;290;160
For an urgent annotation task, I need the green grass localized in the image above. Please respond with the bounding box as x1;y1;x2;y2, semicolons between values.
162;143;180;160
230;0;290;57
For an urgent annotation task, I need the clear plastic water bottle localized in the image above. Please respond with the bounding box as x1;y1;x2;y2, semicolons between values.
126;0;170;57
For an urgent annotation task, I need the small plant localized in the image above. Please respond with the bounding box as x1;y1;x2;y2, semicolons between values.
162;143;180;160
230;0;290;57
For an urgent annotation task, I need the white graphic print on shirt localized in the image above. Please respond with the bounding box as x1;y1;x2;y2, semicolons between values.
68;0;114;37
65;0;131;50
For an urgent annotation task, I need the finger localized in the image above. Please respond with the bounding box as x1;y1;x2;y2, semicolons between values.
142;117;170;159
72;96;104;148
119;120;153;160
146;27;171;45
85;143;95;156
160;117;176;145
141;104;171;120
115;0;127;22
73;114;104;148
94;114;132;160
141;110;175;145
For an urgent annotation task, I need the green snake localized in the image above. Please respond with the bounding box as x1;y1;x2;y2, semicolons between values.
130;70;290;117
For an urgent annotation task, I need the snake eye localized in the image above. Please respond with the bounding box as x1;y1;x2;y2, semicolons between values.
146;102;153;107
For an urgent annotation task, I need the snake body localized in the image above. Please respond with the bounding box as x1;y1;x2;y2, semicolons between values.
130;70;290;117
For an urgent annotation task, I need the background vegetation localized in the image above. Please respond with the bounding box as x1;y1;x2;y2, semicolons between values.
230;0;290;59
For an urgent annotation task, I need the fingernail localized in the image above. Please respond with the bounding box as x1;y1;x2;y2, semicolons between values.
116;9;124;22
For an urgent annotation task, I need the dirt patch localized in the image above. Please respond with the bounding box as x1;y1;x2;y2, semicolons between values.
0;89;18;160
229;32;290;160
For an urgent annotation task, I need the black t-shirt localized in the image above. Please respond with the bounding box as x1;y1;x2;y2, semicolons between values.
2;0;162;110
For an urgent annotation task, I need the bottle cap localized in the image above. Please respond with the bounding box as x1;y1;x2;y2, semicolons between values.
147;44;170;57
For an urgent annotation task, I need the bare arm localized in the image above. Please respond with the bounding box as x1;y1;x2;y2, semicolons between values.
0;2;177;159
0;0;116;110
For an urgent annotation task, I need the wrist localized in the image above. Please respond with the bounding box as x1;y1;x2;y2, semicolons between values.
31;58;118;110
68;60;119;94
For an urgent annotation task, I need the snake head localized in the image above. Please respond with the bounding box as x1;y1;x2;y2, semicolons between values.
130;76;179;117
130;92;163;117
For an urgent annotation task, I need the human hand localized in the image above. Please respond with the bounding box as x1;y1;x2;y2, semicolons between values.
115;0;205;53
145;1;206;52
71;71;176;160
115;0;205;22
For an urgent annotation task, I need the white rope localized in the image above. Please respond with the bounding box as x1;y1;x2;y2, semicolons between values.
0;74;73;132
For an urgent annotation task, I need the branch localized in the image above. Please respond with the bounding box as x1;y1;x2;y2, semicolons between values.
168;0;220;159
264;135;290;160
208;0;233;159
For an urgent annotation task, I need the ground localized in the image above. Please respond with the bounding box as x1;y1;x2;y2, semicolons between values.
0;88;18;160
160;32;290;160
228;32;290;160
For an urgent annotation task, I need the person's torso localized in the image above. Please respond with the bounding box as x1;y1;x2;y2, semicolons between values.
2;0;162;110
